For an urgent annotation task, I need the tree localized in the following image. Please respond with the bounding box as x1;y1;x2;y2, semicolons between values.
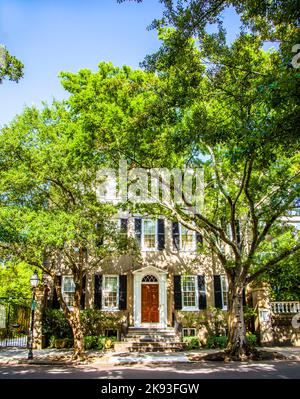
0;103;130;358
59;32;300;359
0;45;24;84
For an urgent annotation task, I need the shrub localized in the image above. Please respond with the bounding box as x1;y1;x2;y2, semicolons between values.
42;308;72;347
84;335;98;350
183;336;200;350
83;335;118;351
81;310;122;336
206;335;228;349
246;332;258;348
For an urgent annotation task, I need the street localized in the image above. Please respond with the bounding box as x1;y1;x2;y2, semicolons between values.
0;360;299;379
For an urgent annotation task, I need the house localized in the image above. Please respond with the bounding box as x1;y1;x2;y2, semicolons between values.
45;215;232;344
35;211;299;350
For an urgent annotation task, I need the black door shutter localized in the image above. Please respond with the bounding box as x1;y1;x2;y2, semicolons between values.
94;275;102;309
174;275;182;310
214;275;223;309
119;275;127;310
52;275;61;309
120;218;128;234
134;218;142;247
196;231;203;246
80;275;86;310
172;221;180;250
157;219;165;250
197;275;207;310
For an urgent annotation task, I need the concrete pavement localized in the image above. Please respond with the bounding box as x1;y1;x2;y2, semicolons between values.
0;346;299;366
0;360;300;379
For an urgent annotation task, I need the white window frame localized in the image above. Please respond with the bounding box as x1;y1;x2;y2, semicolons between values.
62;276;75;310
141;219;158;251
102;275;119;311
179;224;196;252
181;275;199;311
220;275;228;310
182;328;197;337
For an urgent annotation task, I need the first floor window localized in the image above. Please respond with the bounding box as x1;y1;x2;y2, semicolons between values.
62;276;75;308
180;225;195;251
103;275;119;310
182;276;198;309
221;275;228;310
142;219;157;250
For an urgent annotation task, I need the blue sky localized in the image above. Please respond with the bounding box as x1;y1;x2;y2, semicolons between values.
0;0;244;126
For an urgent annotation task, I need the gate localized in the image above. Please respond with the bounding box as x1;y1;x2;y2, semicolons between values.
0;299;31;348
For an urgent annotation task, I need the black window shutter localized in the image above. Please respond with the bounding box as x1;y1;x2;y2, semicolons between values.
134;218;142;247
214;275;223;309
174;275;182;310
242;287;246;306
119;275;127;310
80;275;86;310
172;221;180;250
235;220;241;246
157;219;165;250
94;274;102;309
196;231;203;246
95;222;104;247
197;275;207;310
52;275;61;309
120;218;128;234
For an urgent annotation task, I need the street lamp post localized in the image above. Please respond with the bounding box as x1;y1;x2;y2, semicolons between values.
28;270;39;360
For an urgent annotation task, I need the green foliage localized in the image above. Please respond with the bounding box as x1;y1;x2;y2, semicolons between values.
206;307;228;337
42;309;72;342
84;335;117;350
0;262;33;304
206;335;228;349
245;332;258;348
183;336;200;350
80;309;123;336
0;45;24;84
42;308;122;346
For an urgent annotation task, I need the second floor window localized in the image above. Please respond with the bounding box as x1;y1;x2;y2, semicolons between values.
62;276;75;308
142;219;157;250
180;225;196;251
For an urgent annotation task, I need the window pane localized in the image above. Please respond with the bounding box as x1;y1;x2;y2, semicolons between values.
103;276;118;308
181;226;194;250
104;276;118;292
143;220;156;248
182;276;196;307
63;277;75;292
221;276;228;309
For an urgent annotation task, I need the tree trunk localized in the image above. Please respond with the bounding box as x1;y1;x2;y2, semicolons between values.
54;279;85;360
67;305;84;359
225;280;254;360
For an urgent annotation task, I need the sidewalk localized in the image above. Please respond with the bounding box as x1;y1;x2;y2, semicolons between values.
0;347;299;366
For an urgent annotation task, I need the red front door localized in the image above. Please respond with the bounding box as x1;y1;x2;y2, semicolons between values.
141;284;159;323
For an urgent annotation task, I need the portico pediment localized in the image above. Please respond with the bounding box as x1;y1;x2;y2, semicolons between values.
132;265;168;275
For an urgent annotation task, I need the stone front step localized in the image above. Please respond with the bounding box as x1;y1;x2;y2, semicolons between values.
114;341;186;353
124;336;181;343
118;327;184;352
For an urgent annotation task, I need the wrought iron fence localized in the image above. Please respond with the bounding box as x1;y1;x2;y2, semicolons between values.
0;299;31;348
